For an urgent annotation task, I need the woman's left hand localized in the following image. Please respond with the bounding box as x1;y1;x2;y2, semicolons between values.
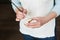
25;17;49;28
25;12;57;28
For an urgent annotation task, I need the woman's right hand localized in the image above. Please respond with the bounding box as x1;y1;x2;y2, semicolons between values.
15;7;27;21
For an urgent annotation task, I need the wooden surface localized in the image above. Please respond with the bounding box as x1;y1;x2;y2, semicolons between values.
0;4;24;40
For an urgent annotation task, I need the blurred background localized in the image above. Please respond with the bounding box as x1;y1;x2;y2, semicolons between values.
0;0;24;40
0;0;60;40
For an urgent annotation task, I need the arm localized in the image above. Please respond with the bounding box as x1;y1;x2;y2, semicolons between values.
11;0;27;21
25;0;60;28
11;0;22;12
52;0;60;17
38;0;60;26
45;0;60;22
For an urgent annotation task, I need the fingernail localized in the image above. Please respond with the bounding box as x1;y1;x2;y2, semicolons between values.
16;19;20;21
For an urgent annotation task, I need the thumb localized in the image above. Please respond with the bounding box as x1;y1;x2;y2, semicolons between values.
16;18;20;21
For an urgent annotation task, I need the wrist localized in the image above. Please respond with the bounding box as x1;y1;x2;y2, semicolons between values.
46;12;57;21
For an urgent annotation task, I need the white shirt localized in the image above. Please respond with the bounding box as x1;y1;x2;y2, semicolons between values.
11;0;60;38
20;0;55;38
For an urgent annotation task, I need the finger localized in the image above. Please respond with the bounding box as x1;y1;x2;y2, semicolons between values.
25;22;38;26
16;14;25;20
17;11;23;15
16;18;20;21
28;19;33;23
16;12;25;18
25;23;34;26
25;23;38;28
17;11;26;17
23;9;27;14
28;19;38;23
32;18;39;21
19;7;24;12
16;14;25;21
16;14;22;19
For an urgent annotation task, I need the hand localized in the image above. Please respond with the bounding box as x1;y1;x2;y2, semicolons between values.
25;12;57;28
16;7;27;21
25;17;49;28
